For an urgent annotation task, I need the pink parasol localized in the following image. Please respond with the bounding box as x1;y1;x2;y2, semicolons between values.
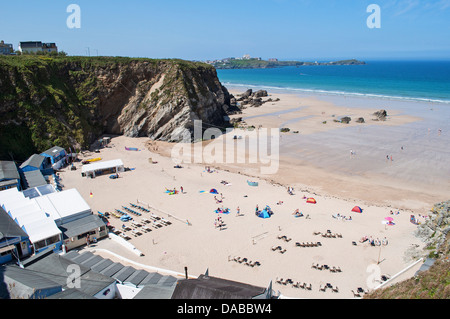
385;217;394;221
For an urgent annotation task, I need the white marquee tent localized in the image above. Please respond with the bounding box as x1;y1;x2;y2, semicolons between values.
81;159;124;178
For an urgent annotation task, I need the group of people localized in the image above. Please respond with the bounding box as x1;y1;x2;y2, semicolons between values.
255;205;274;216
214;193;224;204
205;166;215;173
332;213;352;221
360;236;388;246
214;216;226;230
287;187;295;195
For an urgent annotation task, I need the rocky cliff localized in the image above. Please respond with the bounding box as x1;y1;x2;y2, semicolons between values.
0;56;231;160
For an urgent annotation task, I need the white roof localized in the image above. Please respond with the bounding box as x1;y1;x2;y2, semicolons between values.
22;218;61;243
8;203;42;218
81;159;124;173
14;210;49;227
34;188;91;223
0;188;25;204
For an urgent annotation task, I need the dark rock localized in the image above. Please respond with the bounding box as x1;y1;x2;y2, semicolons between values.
340;116;351;124
373;109;387;121
356;117;365;123
252;90;268;98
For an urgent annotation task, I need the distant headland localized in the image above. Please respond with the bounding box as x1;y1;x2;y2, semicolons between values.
205;55;366;69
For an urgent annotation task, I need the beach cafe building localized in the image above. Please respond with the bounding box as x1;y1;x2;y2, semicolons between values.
0;188;62;255
81;159;124;178
0;187;107;256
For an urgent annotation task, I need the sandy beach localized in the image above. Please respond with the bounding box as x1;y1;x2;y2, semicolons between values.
58;90;449;299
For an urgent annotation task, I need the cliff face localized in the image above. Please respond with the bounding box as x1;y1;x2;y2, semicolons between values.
0;56;231;160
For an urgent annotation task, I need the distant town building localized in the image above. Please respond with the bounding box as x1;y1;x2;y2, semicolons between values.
268;58;278;62
18;41;58;54
242;54;251;60
0;40;13;55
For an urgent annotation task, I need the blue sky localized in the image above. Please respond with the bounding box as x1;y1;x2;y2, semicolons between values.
1;0;449;60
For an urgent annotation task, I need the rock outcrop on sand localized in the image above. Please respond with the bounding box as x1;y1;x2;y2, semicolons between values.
234;89;279;109
0;56;231;160
373;109;388;121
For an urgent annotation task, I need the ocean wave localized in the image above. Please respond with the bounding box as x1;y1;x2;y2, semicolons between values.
222;82;450;105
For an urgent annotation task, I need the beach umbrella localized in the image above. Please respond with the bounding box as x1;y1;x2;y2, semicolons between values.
385;217;394;222
210;189;219;194
306;198;316;204
352;206;363;213
258;209;271;219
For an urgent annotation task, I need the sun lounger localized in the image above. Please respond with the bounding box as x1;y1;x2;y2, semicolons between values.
143;225;152;232
141;218;151;224
119;233;131;240
151;213;161;220
152;221;163;228
161;217;172;225
132;229;142;236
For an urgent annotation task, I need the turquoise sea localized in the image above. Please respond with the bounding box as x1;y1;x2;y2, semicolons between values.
217;60;450;104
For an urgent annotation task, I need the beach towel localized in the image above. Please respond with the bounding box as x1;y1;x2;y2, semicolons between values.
215;208;230;214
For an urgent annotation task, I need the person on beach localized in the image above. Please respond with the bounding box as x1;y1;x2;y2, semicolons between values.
236;206;240;216
180;186;184;194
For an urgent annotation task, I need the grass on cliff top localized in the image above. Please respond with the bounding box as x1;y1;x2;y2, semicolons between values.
0;55;213;70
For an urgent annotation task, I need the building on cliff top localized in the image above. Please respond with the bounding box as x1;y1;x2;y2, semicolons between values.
18;41;58;54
